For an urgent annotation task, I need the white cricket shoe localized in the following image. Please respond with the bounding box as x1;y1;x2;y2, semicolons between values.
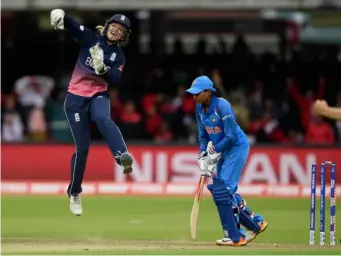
69;194;83;216
216;237;247;246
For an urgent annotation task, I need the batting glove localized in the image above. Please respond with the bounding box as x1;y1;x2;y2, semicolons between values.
206;142;221;165
207;161;217;173
197;151;211;177
50;9;65;30
89;44;108;75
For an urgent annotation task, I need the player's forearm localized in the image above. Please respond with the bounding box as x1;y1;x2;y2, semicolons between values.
214;117;237;152
64;15;81;34
198;130;209;152
63;15;95;46
214;137;231;153
199;138;209;152
321;106;341;120
196;115;209;152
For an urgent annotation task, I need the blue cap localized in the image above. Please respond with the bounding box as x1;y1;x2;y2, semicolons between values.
186;76;216;94
109;14;131;30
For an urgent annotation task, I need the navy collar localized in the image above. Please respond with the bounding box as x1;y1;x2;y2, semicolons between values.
198;96;218;114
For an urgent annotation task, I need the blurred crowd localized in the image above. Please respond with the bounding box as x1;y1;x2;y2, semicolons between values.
2;35;341;145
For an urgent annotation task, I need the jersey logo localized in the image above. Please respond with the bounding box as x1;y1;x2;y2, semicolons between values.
85;57;94;68
110;52;117;61
74;113;80;122
80;25;84;31
205;126;222;134
222;114;232;121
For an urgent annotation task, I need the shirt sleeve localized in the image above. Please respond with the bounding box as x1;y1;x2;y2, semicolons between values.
64;15;95;46
214;99;238;153
196;110;209;152
102;51;126;85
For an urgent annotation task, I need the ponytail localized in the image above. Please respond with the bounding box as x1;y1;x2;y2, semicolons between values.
213;84;223;98
96;25;104;35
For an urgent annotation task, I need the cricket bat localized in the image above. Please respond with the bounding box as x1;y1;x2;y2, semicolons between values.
190;175;205;240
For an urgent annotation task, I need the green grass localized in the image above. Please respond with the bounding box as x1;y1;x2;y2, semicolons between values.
1;196;340;254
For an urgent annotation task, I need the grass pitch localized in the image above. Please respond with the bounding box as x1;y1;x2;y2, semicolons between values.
1;196;340;254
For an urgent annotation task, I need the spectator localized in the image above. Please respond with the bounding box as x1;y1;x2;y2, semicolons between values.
229;93;250;131
305;115;335;144
14;75;55;109
109;88;124;121
118;101;144;140
2;113;25;142
27;105;48;141
287;77;325;131
45;94;73;143
1;93;25;142
145;104;162;139
211;68;227;97
248;80;264;121
154;121;173;144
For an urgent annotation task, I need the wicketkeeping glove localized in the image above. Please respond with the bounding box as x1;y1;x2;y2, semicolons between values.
89;43;108;75
50;9;65;30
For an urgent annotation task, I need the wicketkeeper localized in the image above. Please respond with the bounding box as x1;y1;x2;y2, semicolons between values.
187;76;268;246
50;9;133;216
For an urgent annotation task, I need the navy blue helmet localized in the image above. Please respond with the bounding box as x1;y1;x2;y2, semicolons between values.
103;14;131;46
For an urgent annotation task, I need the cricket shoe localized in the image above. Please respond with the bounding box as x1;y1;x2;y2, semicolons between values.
120;152;133;174
216;237;247;247
245;221;268;242
69;194;83;216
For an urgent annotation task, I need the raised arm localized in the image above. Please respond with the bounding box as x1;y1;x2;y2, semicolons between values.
50;9;95;46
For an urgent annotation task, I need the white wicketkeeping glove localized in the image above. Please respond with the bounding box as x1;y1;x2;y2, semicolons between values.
89;43;108;75
50;9;65;30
